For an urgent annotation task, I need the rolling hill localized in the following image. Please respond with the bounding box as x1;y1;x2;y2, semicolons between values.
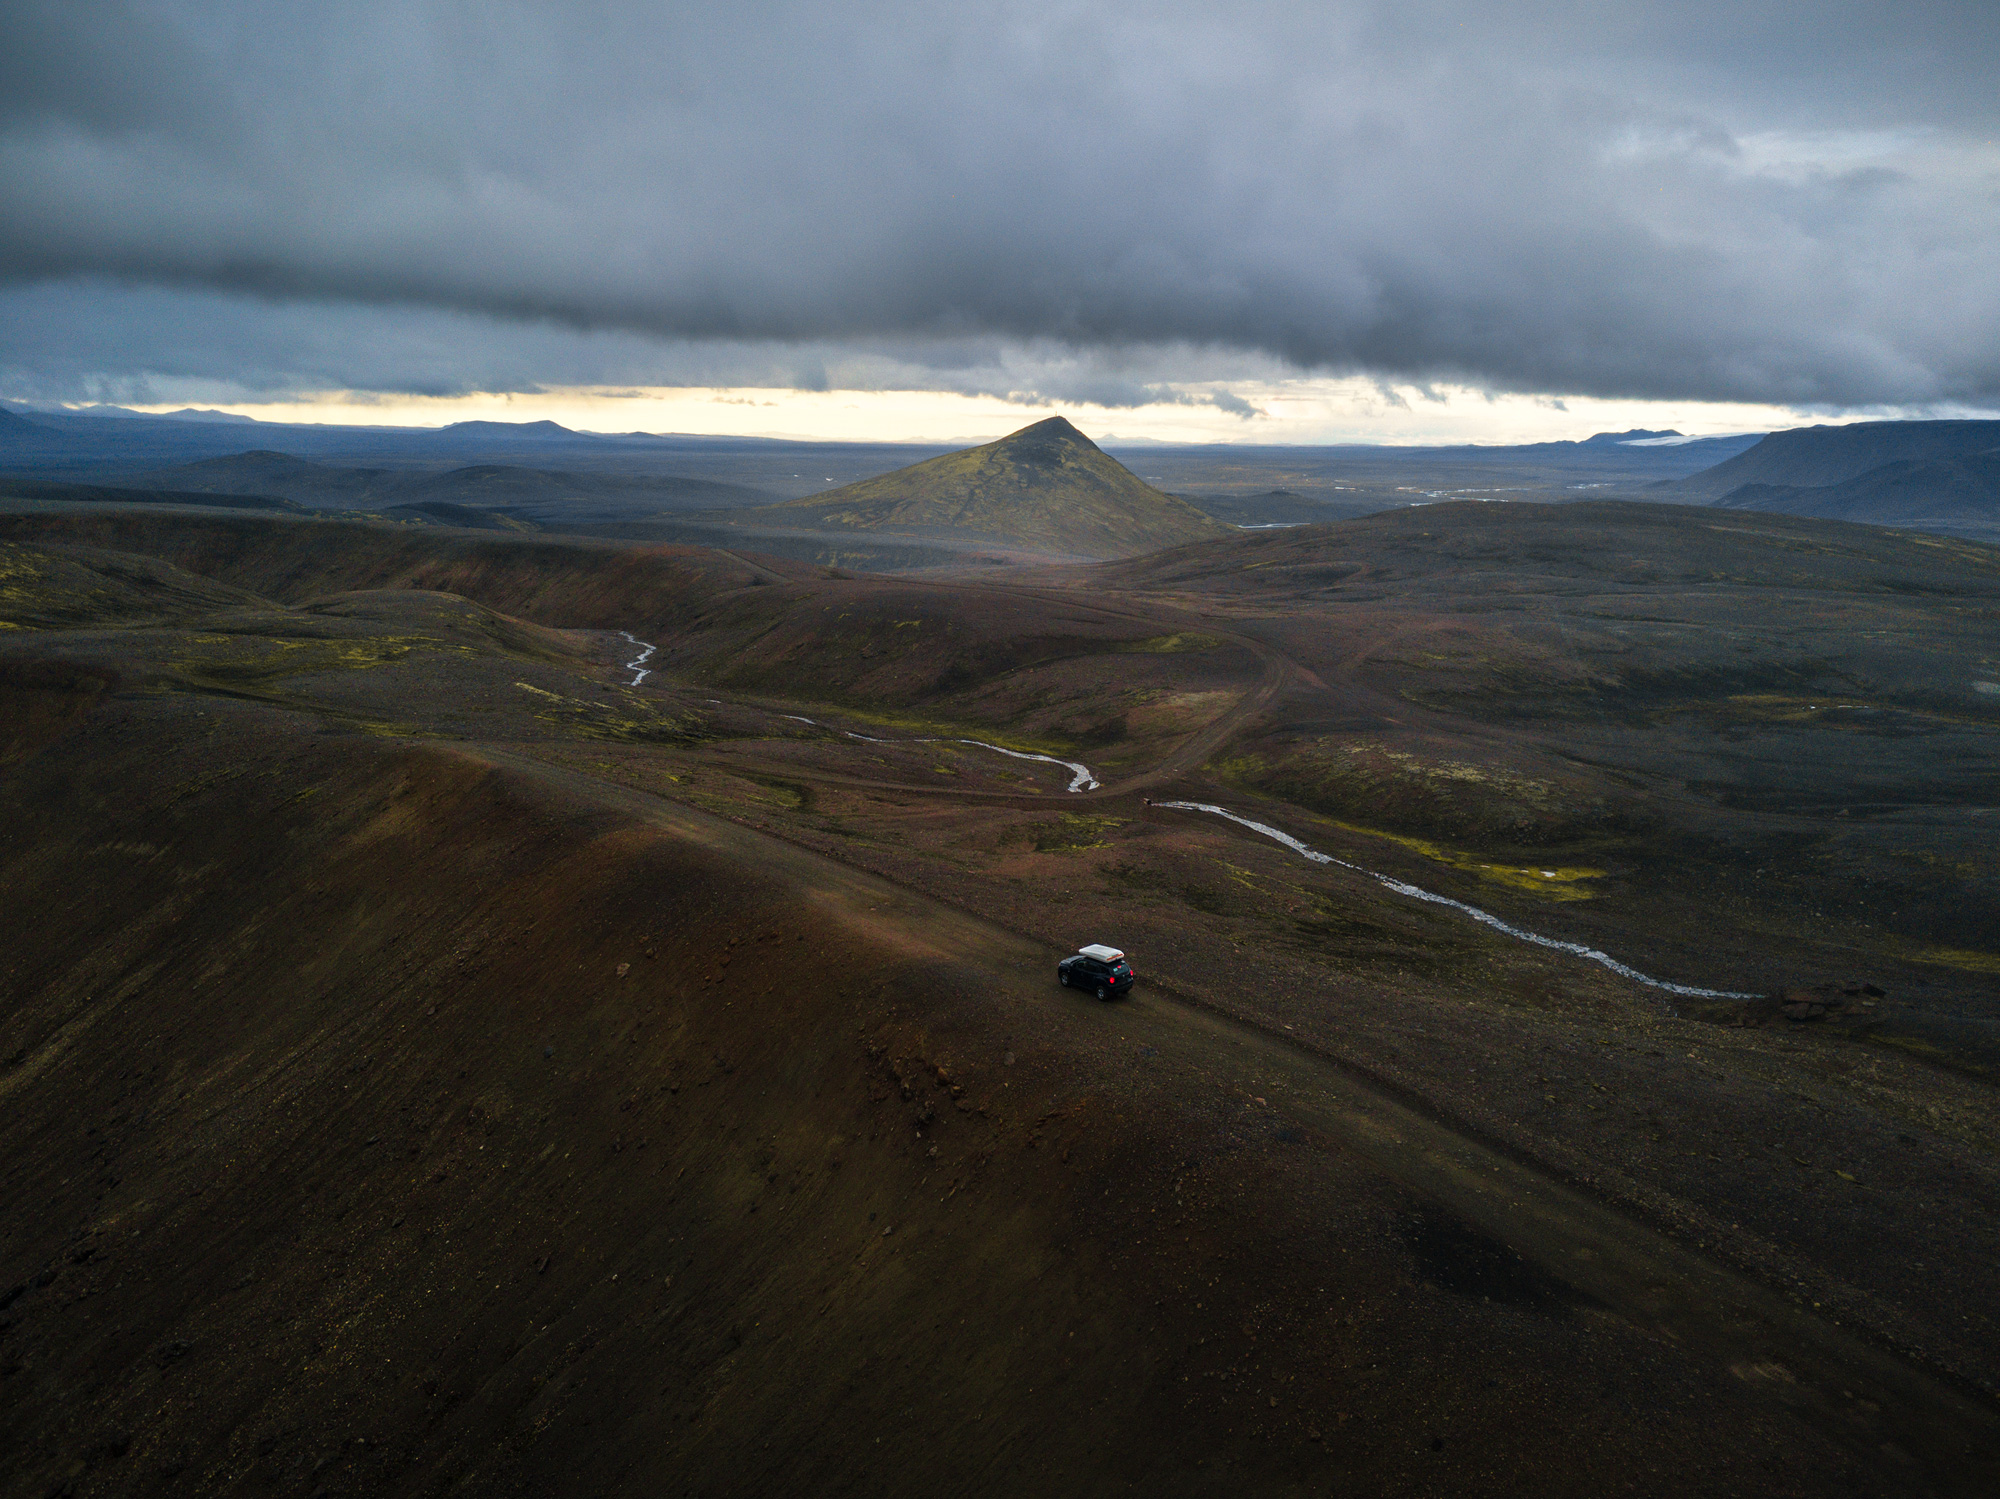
133;451;778;521
0;475;304;513
0;406;78;457
1656;418;2000;502
1712;451;2000;538
133;450;398;507
740;416;1229;558
5;497;2000;1492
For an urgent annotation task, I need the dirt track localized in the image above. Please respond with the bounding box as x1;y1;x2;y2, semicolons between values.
476;745;1998;1488
4;505;1998;1493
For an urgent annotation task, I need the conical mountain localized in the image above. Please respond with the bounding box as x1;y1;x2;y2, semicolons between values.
763;417;1228;558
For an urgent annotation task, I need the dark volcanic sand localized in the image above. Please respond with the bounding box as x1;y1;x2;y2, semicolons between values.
1;502;1996;1495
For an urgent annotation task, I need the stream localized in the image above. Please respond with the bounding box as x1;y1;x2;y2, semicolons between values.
616;630;1751;996
1156;801;1756;1002
616;631;657;686
779;715;1098;791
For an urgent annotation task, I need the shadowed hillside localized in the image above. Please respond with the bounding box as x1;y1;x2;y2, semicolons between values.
0;511;784;633
4;499;1999;1495
130;452;779;521
0;476;303;514
1660;419;2000;502
742;417;1228;558
1714;452;2000;538
6;662;1994;1495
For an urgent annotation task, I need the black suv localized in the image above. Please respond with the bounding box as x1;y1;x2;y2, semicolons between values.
1059;946;1134;1000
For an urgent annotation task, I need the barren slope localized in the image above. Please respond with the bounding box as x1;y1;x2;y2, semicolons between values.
746;417;1227;558
3;502;1998;1496
5;673;1995;1497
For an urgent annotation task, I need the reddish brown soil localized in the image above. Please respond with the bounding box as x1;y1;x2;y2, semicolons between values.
2;503;1997;1495
5;693;1992;1498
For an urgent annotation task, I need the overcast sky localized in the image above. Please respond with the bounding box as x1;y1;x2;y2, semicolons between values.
2;1;1996;441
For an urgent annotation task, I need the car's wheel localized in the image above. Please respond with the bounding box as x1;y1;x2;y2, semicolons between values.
1096;984;1109;1001
1059;971;1070;987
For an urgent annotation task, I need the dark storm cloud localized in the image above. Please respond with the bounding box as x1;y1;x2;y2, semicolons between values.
0;278;1289;412
1;1;1996;406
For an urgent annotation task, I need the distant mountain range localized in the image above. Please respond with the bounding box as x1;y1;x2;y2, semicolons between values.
8;405;1998;551
4;403;262;424
125;450;777;521
1714;453;2000;530
1657;419;2000;500
0;406;71;451
734;416;1228;558
1644;419;2000;540
421;419;592;442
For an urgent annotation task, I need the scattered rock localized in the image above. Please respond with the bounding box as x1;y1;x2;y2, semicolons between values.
1780;992;1828;1022
616;962;630;978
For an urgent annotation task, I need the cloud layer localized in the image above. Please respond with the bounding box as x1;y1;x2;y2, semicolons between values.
2;1;1997;408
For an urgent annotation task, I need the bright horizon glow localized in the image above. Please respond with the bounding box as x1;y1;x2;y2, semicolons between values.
33;379;1994;447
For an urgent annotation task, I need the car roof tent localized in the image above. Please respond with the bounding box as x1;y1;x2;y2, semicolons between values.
1078;944;1125;963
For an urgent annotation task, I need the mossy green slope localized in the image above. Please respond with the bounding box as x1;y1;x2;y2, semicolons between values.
763;416;1228;558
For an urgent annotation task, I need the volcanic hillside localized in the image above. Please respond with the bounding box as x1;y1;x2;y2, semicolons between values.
1712;453;2000;539
5;500;2000;1495
1658;418;2000;502
744;416;1228;558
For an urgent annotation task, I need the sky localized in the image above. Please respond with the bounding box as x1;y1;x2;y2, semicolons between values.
2;1;1997;444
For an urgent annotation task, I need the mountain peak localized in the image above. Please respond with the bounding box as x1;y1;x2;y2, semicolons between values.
434;419;580;438
1008;415;1088;441
1584;428;1682;445
762;415;1223;558
991;415;1100;460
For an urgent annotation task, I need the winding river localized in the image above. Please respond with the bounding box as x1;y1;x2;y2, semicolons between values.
611;632;1734;996
1155;801;1756;1002
779;714;1097;791
617;631;657;686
